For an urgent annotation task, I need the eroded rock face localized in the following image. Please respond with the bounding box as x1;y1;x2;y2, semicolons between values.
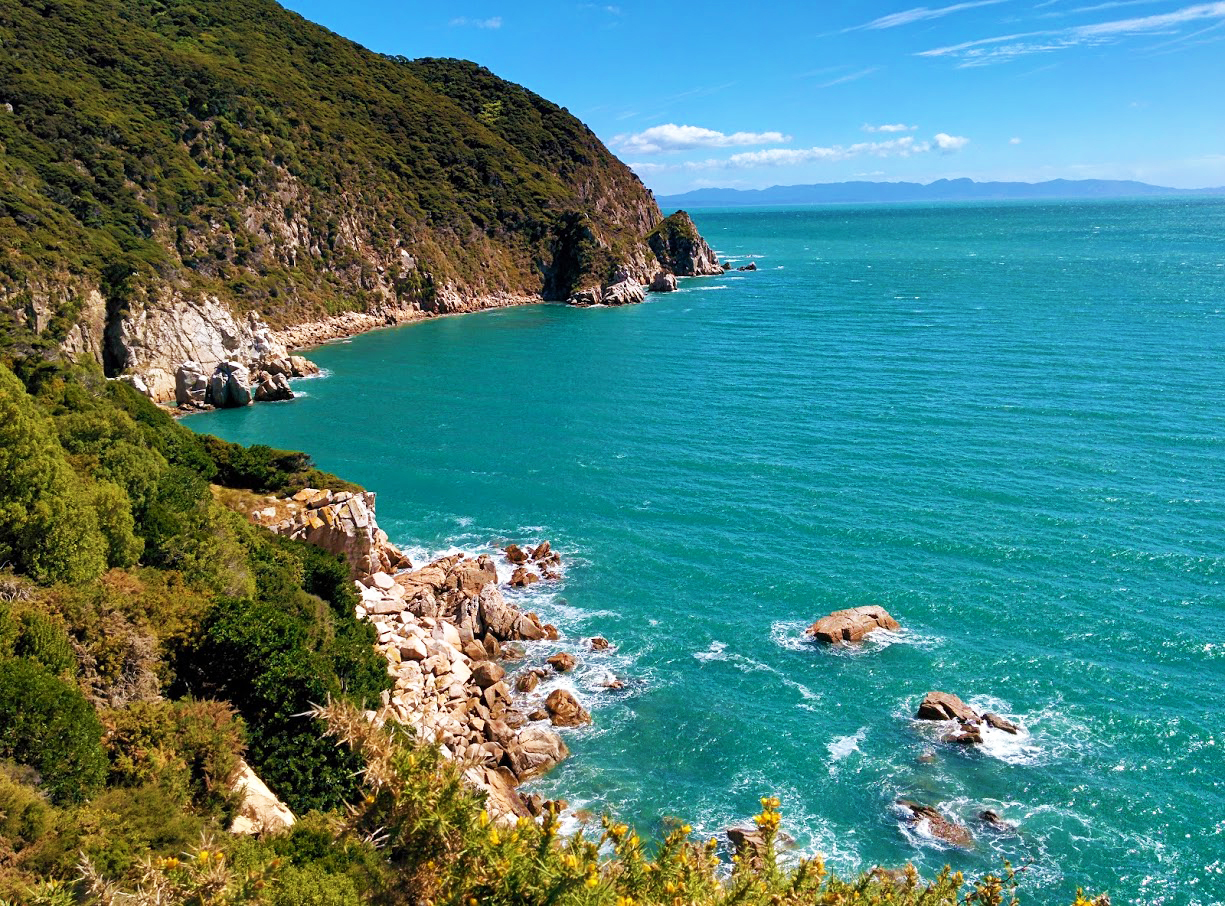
266;488;410;582
647;211;724;277
208;360;253;408
650;271;678;293
230;759;296;835
566;279;646;307
175;361;209;406
895;799;973;848
806;606;900;643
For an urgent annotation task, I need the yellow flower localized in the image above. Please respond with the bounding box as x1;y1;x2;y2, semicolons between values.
681;824;692;834
585;876;598;889
479;810;490;827
489;830;500;846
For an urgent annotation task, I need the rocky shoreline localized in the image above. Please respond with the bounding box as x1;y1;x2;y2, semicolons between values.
270;290;542;351
243;486;603;825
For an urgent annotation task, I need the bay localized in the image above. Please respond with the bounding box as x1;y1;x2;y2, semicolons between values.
189;198;1225;905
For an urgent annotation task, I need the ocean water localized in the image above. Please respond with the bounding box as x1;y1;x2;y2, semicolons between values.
189;199;1225;905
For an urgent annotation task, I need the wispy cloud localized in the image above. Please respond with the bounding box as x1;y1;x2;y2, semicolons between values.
818;67;881;88
919;1;1225;64
863;123;919;133
850;0;1007;30
1010;136;1023;144
614;124;790;155
449;16;503;29
629;132;971;174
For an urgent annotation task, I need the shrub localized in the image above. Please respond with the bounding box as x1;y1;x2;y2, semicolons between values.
103;699;245;820
0;658;107;803
12;611;77;677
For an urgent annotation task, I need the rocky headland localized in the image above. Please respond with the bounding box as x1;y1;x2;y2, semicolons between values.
238;486;606;825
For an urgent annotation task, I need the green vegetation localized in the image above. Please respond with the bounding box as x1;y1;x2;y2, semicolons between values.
0;0;661;363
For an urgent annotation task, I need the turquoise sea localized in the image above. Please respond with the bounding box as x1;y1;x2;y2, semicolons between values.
189;199;1225;905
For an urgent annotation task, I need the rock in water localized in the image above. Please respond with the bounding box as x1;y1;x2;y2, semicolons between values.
737;262;758;271
646;210;724;276
806;606;900;643
650;271;678;292
895;800;973;848
547;652;577;673
916;691;980;724
544;688;591;727
507;725;569;779
254;371;294;402
983;711;1020;734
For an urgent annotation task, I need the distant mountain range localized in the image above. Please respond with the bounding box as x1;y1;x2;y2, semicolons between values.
657;178;1225;209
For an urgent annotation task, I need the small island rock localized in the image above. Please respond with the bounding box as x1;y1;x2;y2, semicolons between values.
806;606;900;643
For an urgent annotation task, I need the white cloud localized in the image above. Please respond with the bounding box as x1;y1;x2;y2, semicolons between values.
1010;136;1023;144
919;1;1225;64
615;123;791;155
863;123;919;133
449;16;503;29
854;0;1007;30
934;133;971;151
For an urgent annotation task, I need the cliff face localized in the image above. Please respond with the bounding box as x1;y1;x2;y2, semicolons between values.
0;0;704;397
647;211;725;277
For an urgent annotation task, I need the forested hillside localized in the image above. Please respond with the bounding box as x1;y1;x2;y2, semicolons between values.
0;0;663;371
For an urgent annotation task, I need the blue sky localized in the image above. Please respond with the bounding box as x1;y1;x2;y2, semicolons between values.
281;1;1225;194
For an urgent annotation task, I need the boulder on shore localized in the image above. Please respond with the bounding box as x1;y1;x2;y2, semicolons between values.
806;606;900;643
895;799;973;848
207;360;253;408
175;361;209;407
254;370;294;402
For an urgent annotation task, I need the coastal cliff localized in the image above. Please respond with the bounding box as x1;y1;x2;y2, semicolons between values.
0;0;717;399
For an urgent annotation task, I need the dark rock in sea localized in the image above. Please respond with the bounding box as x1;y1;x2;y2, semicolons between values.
587;636;612;651
943;726;984;746
895;799;973;847
504;544;529;564
547;652;576;673
983;712;1020;734
530;540;552;561
978;810;1017;833
806;606;900;643
737;262;758;271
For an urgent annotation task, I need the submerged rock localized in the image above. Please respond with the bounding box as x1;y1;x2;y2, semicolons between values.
806;606;900;643
895;799;973;848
